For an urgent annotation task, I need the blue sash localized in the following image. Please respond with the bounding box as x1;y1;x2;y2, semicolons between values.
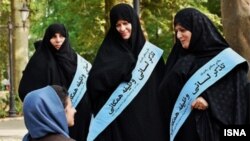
87;41;163;141
68;54;92;108
170;48;246;141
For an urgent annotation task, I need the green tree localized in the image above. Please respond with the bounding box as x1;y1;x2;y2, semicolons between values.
28;0;105;62
1;0;223;82
0;0;10;86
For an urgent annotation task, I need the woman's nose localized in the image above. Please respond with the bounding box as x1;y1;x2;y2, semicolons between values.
120;25;126;31
55;37;61;42
176;31;181;39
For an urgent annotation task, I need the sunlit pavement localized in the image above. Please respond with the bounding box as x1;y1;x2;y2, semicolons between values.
0;116;27;141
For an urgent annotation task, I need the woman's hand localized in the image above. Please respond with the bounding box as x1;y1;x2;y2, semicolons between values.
191;97;208;110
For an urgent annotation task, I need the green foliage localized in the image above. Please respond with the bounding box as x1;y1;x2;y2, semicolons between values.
141;0;191;61
0;0;223;89
14;95;23;116
28;0;106;62
0;0;10;11
0;95;8;118
0;1;10;85
206;0;221;16
188;2;223;33
0;0;223;66
26;0;222;62
0;93;23;118
0;0;222;77
0;0;223;117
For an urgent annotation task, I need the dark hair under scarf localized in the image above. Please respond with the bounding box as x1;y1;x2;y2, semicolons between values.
51;85;69;108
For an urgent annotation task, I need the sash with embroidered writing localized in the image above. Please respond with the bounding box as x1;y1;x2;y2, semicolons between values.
68;54;92;108
170;48;246;141
87;41;163;141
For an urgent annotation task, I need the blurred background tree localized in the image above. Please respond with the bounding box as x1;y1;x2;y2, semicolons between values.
0;0;232;96
24;0;222;62
221;0;250;79
7;0;250;117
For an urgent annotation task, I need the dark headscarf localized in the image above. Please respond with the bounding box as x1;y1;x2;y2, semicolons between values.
159;8;249;141
165;8;230;76
109;3;146;56
173;8;229;56
87;3;146;114
87;3;165;141
18;23;77;101
34;40;42;50
19;23;91;141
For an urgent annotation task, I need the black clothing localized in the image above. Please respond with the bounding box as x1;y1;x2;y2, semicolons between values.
18;23;91;141
19;23;77;100
34;40;42;50
159;8;249;141
86;3;165;141
69;95;91;141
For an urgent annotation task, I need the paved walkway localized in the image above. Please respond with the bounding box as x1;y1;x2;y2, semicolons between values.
0;116;27;141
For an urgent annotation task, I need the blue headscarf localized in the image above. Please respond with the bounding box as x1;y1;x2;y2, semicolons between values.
22;86;69;141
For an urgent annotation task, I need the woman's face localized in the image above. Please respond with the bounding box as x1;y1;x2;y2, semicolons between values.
116;20;132;40
65;97;76;127
50;33;66;50
175;24;192;49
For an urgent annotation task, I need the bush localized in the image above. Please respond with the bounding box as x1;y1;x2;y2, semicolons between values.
0;92;23;118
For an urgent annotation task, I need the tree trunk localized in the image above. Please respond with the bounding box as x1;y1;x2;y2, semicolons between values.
221;0;250;79
11;0;29;95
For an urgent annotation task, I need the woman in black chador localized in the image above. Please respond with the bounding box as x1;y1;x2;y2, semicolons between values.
86;3;165;141
159;8;249;141
18;23;91;141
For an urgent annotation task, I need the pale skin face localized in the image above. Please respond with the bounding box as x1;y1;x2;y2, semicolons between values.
116;20;132;40
50;33;66;50
65;97;77;127
175;24;209;110
175;24;192;49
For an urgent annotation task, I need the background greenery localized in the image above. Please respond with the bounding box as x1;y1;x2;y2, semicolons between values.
0;0;221;117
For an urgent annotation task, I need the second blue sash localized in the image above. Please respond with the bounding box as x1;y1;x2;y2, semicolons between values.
170;48;246;141
68;54;92;108
87;41;163;141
